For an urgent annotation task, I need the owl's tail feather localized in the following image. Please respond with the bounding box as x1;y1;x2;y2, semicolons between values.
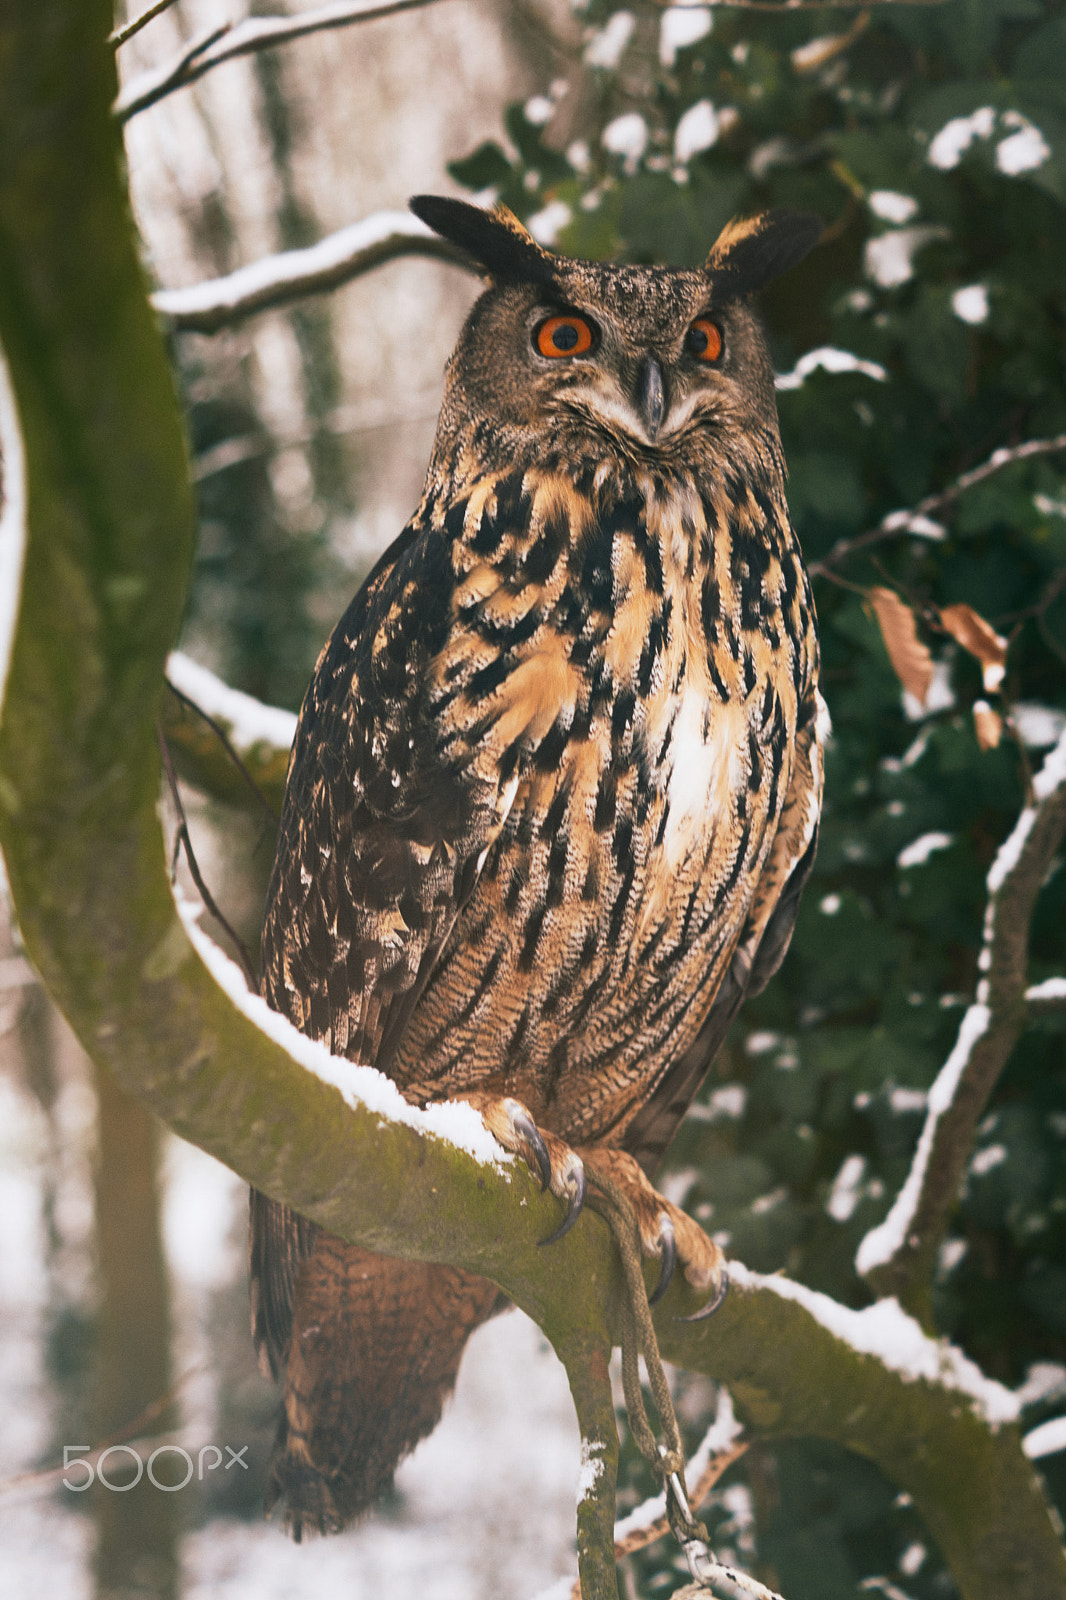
264;1232;502;1538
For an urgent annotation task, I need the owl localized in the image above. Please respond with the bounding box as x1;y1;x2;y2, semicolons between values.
252;195;828;1537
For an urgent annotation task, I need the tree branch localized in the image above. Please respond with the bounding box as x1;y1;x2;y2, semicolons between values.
2;11;1065;1600
856;729;1066;1311
808;434;1066;580
115;0;453;123
150;213;474;333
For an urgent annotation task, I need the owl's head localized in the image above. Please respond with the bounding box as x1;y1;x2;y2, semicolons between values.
411;194;821;461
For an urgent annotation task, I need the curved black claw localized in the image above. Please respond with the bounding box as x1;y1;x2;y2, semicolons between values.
538;1157;587;1247
648;1212;677;1306
509;1105;552;1192
676;1267;729;1324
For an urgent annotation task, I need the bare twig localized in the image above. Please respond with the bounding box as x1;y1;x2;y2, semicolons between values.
809;433;1066;580
109;0;180;48
856;727;1066;1310
116;0;451;122
151;212;473;333
164;676;279;826
0;1369;197;1501
157;723;258;987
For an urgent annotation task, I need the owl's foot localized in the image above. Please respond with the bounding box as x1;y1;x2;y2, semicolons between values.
583;1148;728;1321
464;1093;587;1244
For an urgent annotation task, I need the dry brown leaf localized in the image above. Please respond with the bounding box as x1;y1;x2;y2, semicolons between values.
973;700;1003;751
867;587;934;706
938;603;1008;693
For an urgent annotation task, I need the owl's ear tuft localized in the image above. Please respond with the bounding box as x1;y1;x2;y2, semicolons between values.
410;195;558;286
706;209;823;299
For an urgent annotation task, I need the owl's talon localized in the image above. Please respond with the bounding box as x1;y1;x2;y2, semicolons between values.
648;1212;676;1306
676;1266;729;1323
538;1154;587;1246
508;1105;552;1192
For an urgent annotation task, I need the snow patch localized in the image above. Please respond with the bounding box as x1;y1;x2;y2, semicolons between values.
928;106;996;170
776;345;887;391
996;115;1051;175
827;1155;867;1222
527;202;573;246
166;650;298;753
1023;1416;1066;1460
970;1143;1006;1177
745;1030;781;1057
864;227;947;289
585;11;634;70
602;112;648;171
730;1262;1020;1425
524;95;553;126
660;6;712;69
1013;702;1066;749
174;890;511;1171
868;190;918;224
897;831;953;870
952;284;989;325
1016;1362;1066;1407
708;1084;747;1120
1032;722;1066;803
674;99;719;163
576;1438;606;1502
1027;976;1066;1004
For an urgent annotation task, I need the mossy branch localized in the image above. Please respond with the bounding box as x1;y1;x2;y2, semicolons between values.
0;9;1063;1600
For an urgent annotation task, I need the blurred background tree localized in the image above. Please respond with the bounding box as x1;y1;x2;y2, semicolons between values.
1;3;1064;1599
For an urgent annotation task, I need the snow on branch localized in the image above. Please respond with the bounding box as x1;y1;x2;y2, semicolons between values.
166;650;296;755
1026;975;1066;1014
856;726;1066;1303
729;1263;1020;1426
115;0;450;122
151;212;472;333
809;432;1066;579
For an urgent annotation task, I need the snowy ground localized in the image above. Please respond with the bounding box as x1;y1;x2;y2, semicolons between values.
0;1077;582;1600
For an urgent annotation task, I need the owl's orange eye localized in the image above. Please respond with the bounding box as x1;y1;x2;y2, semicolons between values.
686;319;724;363
535;314;595;358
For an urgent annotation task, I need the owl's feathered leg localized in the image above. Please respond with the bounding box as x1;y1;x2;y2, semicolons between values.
266;1235;501;1538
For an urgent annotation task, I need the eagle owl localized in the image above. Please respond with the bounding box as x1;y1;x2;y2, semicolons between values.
252;195;827;1536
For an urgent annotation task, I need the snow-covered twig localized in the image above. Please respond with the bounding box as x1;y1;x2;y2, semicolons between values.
109;0;180;48
151;212;471;333
809;433;1066;579
116;0;449;122
856;726;1066;1303
1025;976;1066;1014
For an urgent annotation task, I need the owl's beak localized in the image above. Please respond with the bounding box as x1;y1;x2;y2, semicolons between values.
636;356;665;439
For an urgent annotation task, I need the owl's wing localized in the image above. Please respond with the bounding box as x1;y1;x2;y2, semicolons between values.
259;515;504;1069
622;688;828;1176
252;511;509;1377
